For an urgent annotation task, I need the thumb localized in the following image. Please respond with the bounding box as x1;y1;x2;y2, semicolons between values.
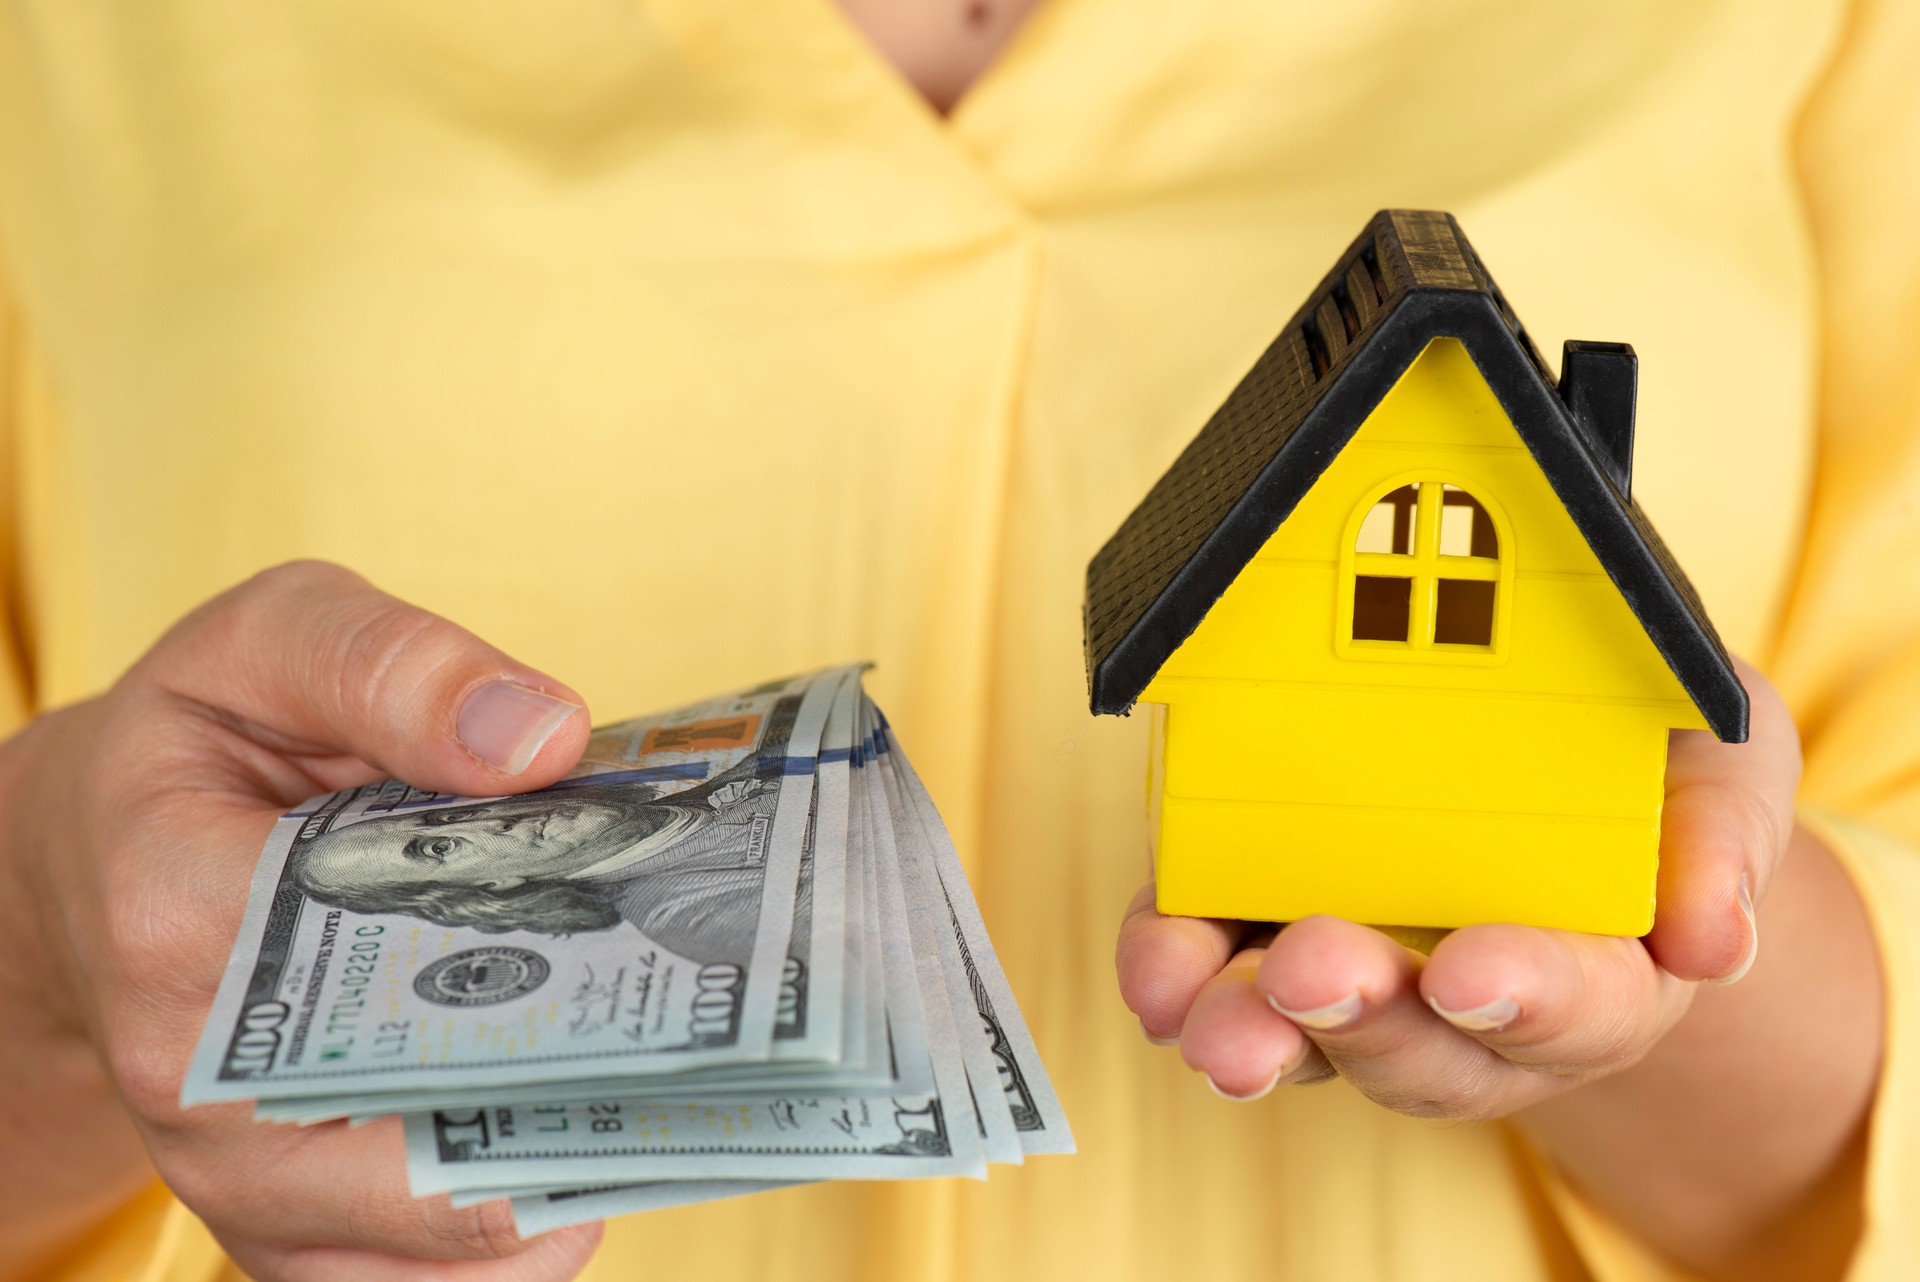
1644;656;1800;983
136;561;589;797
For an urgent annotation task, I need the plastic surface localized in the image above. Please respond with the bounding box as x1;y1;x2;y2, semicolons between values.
1089;211;1747;935
1085;210;1747;744
1141;339;1693;934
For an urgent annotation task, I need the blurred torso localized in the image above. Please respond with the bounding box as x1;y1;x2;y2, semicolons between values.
0;3;1853;1278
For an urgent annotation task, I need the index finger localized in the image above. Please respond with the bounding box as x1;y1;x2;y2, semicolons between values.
161;1113;596;1266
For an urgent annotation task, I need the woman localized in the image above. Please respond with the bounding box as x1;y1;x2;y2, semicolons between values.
0;2;1910;1281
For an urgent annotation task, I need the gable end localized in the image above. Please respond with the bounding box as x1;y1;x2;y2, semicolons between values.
1084;211;1749;742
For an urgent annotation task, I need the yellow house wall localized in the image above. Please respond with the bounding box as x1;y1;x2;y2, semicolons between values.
1139;337;1701;934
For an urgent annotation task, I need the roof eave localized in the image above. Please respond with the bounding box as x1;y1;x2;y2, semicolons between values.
1087;289;1749;742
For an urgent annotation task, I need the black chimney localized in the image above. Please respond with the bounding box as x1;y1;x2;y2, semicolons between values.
1558;340;1636;497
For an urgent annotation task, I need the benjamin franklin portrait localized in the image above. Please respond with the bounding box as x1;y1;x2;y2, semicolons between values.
289;766;783;967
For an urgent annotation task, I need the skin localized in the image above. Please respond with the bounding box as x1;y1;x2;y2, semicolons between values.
836;0;1043;113
1116;658;1886;1282
0;21;1002;1276
855;16;1890;1274
0;9;1885;1280
0;563;607;1281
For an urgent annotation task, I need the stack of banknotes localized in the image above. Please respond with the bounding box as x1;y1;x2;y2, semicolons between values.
182;666;1071;1236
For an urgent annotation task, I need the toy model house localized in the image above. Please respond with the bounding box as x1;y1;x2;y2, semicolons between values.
1084;210;1747;936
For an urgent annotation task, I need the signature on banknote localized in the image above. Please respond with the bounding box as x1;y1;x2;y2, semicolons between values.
566;965;625;1038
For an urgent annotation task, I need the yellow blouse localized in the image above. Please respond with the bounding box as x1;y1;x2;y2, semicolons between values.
2;1;1916;1278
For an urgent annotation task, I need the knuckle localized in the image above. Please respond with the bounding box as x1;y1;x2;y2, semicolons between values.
328;601;466;718
1377;1063;1510;1123
1679;772;1788;875
1524;963;1665;1076
106;1036;186;1123
95;934;203;1121
1719;776;1788;860
156;1135;290;1235
1342;1014;1423;1062
432;1198;528;1259
1286;1059;1340;1087
215;560;361;643
241;558;362;602
135;560;361;690
155;1154;244;1225
1575;1007;1649;1073
1578;1030;1652;1078
93;833;208;987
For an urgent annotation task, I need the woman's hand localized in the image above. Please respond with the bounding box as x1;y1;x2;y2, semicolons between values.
1115;655;1799;1112
1115;658;1884;1279
0;562;603;1281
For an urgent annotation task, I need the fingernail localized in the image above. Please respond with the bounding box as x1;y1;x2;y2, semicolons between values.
1206;1069;1282;1102
457;682;581;774
1426;994;1520;1032
1267;991;1362;1031
1709;874;1759;986
1140;1020;1179;1048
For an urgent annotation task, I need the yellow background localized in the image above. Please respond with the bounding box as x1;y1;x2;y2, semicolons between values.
4;1;1920;1279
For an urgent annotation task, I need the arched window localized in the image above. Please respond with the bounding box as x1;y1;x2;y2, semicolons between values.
1346;480;1501;652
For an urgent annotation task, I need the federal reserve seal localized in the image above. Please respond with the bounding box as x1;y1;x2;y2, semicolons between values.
413;947;551;1007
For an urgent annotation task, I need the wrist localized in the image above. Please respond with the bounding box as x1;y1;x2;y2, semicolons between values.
0;701;159;1279
1515;825;1881;1280
0;703;94;1038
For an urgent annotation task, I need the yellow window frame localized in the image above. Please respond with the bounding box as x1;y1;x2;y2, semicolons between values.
1335;472;1513;665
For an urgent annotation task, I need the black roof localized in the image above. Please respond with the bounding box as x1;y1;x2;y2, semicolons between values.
1083;209;1748;742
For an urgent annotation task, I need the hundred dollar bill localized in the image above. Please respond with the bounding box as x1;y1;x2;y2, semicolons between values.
183;667;854;1106
773;677;853;1063
255;676;881;1127
881;720;1074;1156
192;665;1070;1227
860;707;1022;1167
357;706;925;1113
510;1181;798;1235
445;1177;783;1210
402;811;989;1192
303;705;925;1126
488;707;1070;1231
408;1080;985;1196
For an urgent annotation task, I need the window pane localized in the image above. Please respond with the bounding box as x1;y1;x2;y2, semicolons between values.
1352;575;1413;642
1434;578;1496;646
1438;498;1474;556
1440;486;1497;558
1356;485;1417;555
